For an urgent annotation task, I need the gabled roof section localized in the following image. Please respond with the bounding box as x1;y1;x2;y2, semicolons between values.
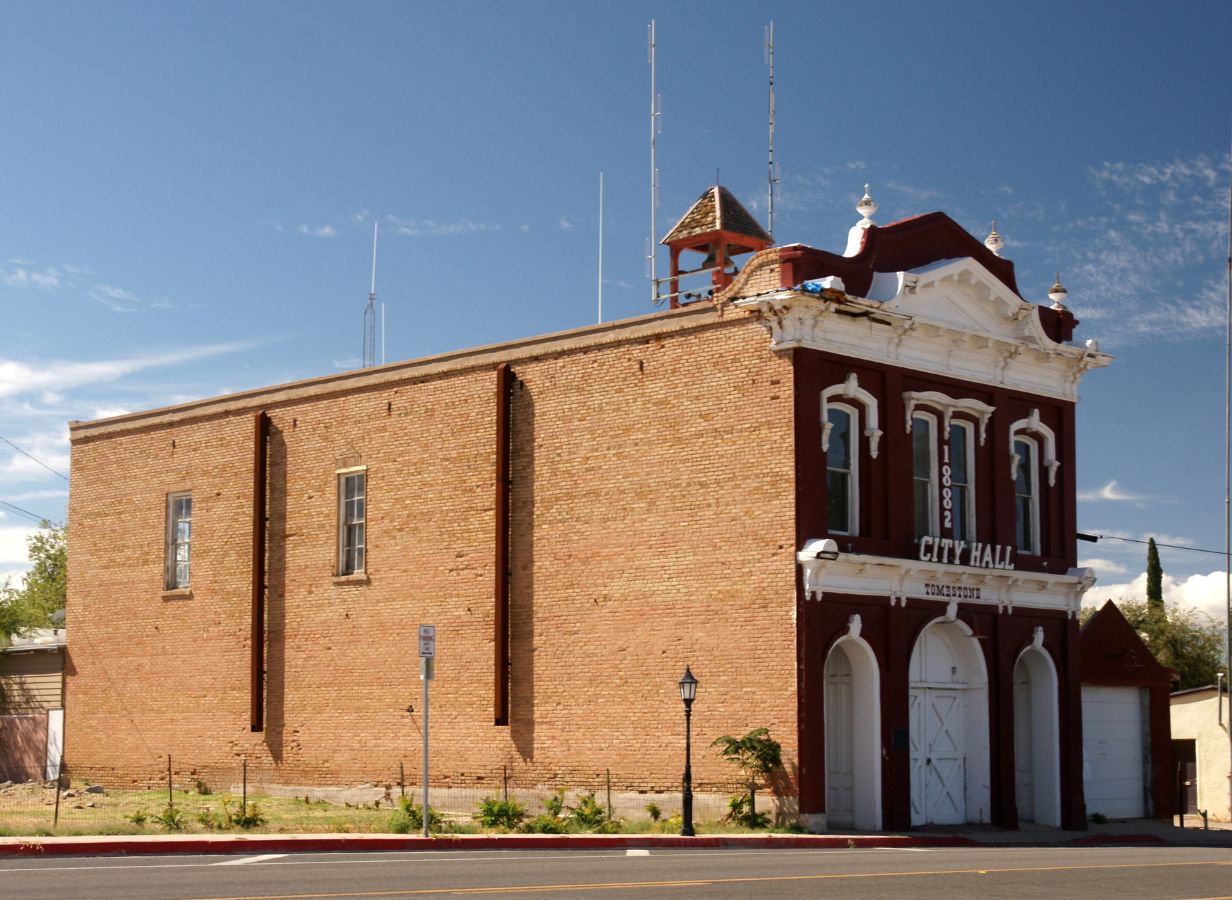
1080;600;1176;685
779;211;1021;299
661;185;772;246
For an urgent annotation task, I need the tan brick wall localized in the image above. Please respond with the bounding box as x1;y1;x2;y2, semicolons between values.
66;310;798;793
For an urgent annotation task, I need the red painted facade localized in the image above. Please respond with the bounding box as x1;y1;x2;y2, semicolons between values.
791;347;1087;829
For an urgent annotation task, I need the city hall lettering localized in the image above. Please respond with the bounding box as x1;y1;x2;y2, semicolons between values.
917;535;1015;570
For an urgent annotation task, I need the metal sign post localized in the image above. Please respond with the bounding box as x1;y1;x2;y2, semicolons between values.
418;625;435;839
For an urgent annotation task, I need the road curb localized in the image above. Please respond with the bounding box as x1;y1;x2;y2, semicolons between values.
1;830;1219;858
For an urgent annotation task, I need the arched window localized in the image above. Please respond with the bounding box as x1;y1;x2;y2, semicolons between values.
912;412;939;540
1013;436;1040;555
826;403;858;535
947;420;975;541
821;373;880;537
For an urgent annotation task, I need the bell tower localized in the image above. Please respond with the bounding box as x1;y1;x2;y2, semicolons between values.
661;185;772;308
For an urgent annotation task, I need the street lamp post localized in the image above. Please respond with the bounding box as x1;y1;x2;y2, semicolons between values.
678;666;698;837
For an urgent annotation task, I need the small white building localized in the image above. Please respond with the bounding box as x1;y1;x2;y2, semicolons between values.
1170;684;1231;821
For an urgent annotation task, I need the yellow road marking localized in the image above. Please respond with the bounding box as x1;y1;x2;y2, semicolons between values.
188;857;1232;900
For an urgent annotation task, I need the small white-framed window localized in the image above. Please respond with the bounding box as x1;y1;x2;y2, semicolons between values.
1013;437;1040;555
912;413;939;540
946;420;976;541
165;492;192;589
826;403;859;535
337;469;367;575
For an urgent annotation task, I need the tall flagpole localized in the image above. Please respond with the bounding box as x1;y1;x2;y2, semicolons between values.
1224;131;1231;822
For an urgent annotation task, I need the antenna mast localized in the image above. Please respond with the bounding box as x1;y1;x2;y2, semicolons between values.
363;221;378;368
598;170;605;324
765;21;779;240
648;20;662;305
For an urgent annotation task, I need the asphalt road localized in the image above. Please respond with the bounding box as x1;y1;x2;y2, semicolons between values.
3;845;1231;900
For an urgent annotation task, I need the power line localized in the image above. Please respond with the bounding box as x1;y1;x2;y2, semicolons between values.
0;436;69;482
1078;532;1228;557
0;498;61;528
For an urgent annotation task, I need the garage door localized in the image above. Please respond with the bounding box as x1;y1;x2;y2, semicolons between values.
1082;685;1146;819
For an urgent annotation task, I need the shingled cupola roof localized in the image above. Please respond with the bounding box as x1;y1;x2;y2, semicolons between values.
661;185;772;248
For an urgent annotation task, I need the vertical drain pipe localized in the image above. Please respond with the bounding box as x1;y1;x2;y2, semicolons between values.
494;364;512;725
251;410;269;732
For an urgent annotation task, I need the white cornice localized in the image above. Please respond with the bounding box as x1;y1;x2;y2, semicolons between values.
733;258;1111;401
795;547;1096;618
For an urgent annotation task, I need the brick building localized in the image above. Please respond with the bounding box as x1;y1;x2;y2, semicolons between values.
66;186;1110;830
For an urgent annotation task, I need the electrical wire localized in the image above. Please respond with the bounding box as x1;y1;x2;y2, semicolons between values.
1080;533;1229;557
0;498;61;527
0;435;69;482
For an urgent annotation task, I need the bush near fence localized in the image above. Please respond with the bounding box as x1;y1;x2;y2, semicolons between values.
0;756;799;836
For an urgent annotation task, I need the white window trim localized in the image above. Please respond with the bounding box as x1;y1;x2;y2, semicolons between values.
821;373;882;458
946;419;977;541
826;402;860;536
165;491;192;590
903;391;995;446
336;466;367;576
912;411;940;538
1009;408;1059;487
1013;435;1041;556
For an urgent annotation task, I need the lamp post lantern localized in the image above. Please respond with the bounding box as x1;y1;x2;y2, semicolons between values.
678;666;698;837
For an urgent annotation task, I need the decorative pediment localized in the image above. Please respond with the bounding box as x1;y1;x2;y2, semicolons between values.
733;274;1112;402
885;258;1052;349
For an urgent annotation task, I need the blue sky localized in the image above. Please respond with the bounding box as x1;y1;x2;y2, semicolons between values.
1;1;1230;621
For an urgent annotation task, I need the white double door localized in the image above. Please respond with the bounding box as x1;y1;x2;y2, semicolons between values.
909;687;965;825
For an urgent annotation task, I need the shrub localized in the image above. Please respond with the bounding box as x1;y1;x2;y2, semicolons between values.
570;792;608;830
475;796;527;830
227;799;266;830
712;727;783;828
723;793;770;829
390;795;441;833
156;805;186;832
125;810;149;826
522;813;566;834
644;802;662;822
543;789;567;818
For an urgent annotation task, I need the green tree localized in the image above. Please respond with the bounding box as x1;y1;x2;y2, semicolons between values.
0;523;66;645
1082;599;1225;691
1145;538;1163;609
711;727;783;827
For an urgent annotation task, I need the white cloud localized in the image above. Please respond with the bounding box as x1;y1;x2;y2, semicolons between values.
1;265;62;290
295;224;337;238
0;341;267;401
1051;152;1231;346
385;215;499;237
0;524;39;567
89;284;174;313
1077;480;1150;503
558;216;577;231
1084;569;1230;624
1079;557;1128;576
1;488;68;503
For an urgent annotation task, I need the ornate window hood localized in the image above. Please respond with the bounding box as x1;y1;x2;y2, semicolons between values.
796;540;1096;617
732;258;1111;401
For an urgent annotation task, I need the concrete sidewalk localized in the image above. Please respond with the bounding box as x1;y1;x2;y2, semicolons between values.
1;818;1229;857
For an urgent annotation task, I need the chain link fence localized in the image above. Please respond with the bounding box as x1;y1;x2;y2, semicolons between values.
0;756;790;835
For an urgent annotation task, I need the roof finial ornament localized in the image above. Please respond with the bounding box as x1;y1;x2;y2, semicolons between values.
984;221;1004;257
856;184;877;225
1048;271;1069;311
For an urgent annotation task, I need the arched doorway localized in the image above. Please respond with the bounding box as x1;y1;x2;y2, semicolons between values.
824;636;881;830
909;618;990;825
1013;644;1061;826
